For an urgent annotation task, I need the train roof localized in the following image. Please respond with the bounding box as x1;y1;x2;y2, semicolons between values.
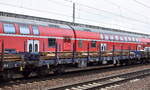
0;11;149;38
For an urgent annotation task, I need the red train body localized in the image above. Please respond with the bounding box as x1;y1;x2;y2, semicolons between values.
0;21;147;53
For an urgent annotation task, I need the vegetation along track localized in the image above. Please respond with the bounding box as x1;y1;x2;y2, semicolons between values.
0;64;150;90
50;69;150;90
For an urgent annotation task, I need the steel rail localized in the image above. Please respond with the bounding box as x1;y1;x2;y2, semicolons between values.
49;69;150;90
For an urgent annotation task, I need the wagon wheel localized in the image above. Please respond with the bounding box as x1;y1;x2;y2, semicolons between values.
1;70;14;81
53;65;65;75
113;60;119;67
37;68;50;77
22;71;31;78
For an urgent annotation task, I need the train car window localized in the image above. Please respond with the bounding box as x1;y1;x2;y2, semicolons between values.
92;29;99;32
104;34;109;40
48;38;56;47
130;37;132;42
4;49;16;53
32;26;39;35
73;26;85;31
91;41;96;48
137;38;140;42
35;44;38;52
133;37;136;42
131;37;134;42
124;36;128;41
19;24;30;34
110;35;114;41
101;34;104;40
64;36;71;42
3;23;16;34
59;25;71;29
120;36;124;41
135;38;138;42
115;35;119;41
83;28;91;32
132;37;135;42
48;24;60;28
101;44;104;51
78;40;83;48
128;37;132;41
101;43;107;51
29;44;32;52
132;37;134;42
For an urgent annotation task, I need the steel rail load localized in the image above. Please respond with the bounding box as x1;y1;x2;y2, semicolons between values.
0;11;150;80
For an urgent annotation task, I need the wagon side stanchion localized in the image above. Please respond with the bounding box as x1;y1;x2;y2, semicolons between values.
72;43;75;64
128;45;131;64
136;45;140;62
87;43;90;63
147;45;150;62
120;44;124;65
129;46;131;58
33;40;35;53
99;44;101;62
136;45;138;58
22;40;26;70
43;41;45;52
147;46;149;59
55;43;58;66
112;45;115;61
24;40;26;52
0;40;4;71
148;46;150;60
112;45;116;65
121;45;123;60
146;46;149;63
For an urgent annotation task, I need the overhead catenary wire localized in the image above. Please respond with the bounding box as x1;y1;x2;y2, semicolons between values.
47;0;111;19
133;0;150;9
105;0;150;19
62;0;150;25
132;0;150;25
47;0;72;7
104;0;150;29
0;2;73;18
102;0;123;30
48;0;150;21
104;0;150;23
46;0;150;30
49;0;150;28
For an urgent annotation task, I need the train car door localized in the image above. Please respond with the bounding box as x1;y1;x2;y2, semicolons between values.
27;40;39;53
63;36;72;51
34;40;39;52
101;43;107;51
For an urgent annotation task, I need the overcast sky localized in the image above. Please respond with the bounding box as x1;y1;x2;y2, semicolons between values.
0;0;150;34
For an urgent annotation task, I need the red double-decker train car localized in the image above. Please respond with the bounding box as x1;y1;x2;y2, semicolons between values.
0;12;150;80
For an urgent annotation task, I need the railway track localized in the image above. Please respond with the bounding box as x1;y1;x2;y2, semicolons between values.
0;64;150;90
50;69;150;90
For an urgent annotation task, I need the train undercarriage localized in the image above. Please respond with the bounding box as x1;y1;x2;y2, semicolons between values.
0;48;150;81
